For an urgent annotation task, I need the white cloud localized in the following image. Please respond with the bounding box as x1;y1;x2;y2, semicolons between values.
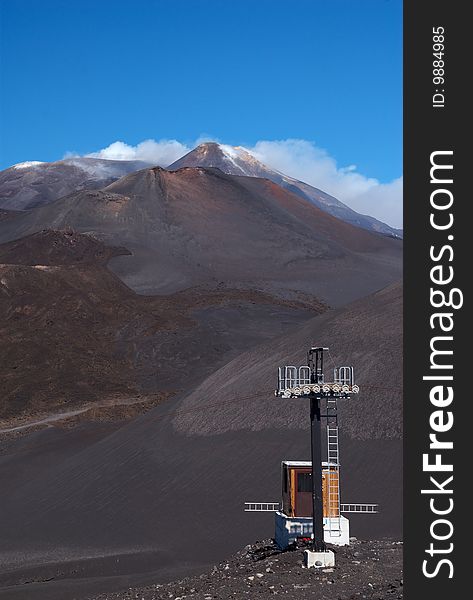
79;137;402;228
246;139;402;229
87;139;192;165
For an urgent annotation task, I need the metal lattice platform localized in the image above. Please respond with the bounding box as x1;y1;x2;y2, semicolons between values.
276;365;359;398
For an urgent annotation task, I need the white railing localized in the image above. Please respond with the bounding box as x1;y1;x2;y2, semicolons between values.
278;366;311;392
244;502;280;512
334;366;354;386
340;503;378;513
244;502;378;514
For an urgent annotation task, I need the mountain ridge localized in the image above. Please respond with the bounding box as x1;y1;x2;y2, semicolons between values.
0;165;402;306
0;143;402;239
168;143;402;238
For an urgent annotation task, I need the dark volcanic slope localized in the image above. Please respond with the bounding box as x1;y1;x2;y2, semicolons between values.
168;143;402;238
0;230;323;424
174;281;403;439
0;283;402;600
0;208;20;223
0;166;402;306
0;157;152;211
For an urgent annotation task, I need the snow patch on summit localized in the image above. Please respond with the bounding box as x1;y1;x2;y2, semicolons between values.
12;161;45;170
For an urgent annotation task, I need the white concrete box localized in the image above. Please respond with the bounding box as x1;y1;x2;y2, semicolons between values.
304;549;336;568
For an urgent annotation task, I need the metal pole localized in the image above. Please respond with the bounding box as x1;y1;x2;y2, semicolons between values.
310;395;326;552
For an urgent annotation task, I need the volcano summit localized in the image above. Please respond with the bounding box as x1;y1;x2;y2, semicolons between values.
168;143;402;238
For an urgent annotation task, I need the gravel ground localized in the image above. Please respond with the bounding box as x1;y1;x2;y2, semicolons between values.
88;539;403;600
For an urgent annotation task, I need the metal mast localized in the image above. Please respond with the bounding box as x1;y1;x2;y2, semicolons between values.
308;347;327;552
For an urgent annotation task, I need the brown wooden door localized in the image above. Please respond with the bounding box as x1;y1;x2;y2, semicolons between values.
294;469;313;517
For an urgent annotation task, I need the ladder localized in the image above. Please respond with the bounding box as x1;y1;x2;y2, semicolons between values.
327;427;339;465
326;397;341;536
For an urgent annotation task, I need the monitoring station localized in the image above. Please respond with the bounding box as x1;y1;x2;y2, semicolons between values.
245;346;377;568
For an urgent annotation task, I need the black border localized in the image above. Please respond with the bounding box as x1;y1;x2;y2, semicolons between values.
404;2;466;596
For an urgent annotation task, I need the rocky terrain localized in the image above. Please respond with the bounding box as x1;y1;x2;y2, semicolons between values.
88;539;403;600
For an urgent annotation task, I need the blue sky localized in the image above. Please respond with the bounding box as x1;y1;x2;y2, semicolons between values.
0;0;402;224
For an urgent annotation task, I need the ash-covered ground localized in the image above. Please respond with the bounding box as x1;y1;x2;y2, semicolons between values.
88;539;403;600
